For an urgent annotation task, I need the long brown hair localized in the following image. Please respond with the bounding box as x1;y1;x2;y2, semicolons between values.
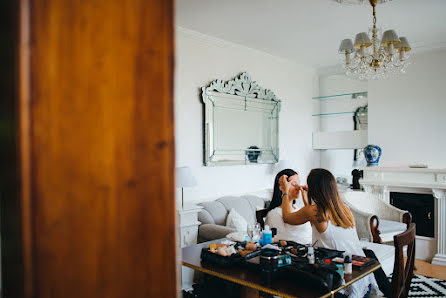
307;168;355;229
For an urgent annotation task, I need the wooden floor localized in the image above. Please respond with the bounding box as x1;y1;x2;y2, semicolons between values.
414;259;446;280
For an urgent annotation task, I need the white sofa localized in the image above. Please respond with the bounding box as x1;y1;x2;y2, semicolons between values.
196;190;272;243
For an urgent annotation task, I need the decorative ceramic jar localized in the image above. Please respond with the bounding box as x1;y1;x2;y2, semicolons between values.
246;146;261;163
363;145;382;166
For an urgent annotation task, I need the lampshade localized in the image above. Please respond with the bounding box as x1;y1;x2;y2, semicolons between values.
175;167;197;188
354;32;372;49
339;39;354;54
395;37;411;52
381;30;400;47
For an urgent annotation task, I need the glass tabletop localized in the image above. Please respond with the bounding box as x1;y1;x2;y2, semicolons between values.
181;239;381;298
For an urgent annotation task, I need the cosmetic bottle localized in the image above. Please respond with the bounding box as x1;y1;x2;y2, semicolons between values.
336;263;344;280
344;254;352;275
262;225;272;245
307;246;315;264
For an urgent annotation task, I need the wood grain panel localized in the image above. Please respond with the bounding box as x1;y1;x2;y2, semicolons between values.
1;1;24;297
13;0;176;297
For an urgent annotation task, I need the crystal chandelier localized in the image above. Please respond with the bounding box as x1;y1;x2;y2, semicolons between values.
337;0;411;80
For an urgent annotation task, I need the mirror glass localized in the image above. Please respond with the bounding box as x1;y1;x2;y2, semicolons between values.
202;73;280;166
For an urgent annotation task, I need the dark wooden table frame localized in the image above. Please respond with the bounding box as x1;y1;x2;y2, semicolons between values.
182;239;382;298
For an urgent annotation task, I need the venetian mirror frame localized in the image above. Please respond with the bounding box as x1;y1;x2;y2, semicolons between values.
202;73;281;166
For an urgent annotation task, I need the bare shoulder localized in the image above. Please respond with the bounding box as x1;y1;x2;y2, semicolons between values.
303;205;318;218
308;206;328;233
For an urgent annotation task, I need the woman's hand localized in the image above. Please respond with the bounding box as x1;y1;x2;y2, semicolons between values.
279;175;291;195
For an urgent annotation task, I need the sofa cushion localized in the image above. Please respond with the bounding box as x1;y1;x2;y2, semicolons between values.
217;196;256;225
198;208;215;225
198;200;228;225
226;208;248;232
242;195;268;212
199;224;235;243
379;219;407;234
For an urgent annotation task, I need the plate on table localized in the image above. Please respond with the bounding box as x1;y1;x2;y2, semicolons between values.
226;232;248;242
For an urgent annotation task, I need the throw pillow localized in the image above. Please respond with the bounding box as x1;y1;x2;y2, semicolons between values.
226;208;248;232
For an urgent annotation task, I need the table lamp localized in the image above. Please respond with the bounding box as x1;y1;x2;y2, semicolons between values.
176;166;197;209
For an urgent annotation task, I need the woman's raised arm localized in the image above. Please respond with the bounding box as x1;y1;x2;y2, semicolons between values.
279;175;315;225
281;202;317;225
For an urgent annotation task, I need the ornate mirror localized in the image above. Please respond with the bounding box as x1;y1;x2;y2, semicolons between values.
201;73;280;166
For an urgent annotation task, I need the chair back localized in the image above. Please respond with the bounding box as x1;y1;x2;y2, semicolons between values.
256;208;268;229
391;223;416;298
342;191;381;214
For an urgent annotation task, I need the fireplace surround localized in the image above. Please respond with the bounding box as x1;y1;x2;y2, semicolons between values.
360;167;446;266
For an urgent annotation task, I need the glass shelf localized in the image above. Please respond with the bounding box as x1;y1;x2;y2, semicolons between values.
312;111;355;117
312;92;368;101
312;111;367;117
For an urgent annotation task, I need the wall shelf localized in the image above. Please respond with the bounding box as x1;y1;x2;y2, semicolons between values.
312;92;368;101
312;92;368;150
312;111;355;117
313;130;368;150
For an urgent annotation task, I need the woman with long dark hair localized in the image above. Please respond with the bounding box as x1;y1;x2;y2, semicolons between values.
264;169;312;244
279;168;378;297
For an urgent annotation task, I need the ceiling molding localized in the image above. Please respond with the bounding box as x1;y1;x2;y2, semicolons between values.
176;26;300;65
177;1;446;69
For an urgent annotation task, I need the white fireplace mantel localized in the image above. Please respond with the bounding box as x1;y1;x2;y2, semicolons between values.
360;167;446;266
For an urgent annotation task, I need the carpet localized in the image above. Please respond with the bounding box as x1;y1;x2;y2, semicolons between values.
407;274;446;297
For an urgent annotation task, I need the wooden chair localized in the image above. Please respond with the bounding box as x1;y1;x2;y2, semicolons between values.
256;208;268;229
370;212;412;244
390;223;416;298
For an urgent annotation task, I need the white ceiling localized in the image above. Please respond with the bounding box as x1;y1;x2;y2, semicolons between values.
176;0;446;69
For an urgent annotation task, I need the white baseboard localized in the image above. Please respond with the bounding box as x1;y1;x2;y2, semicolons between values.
415;236;436;261
432;253;446;267
384;236;436;261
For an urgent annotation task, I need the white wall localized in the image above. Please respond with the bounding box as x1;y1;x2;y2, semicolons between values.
319;74;368;98
175;27;319;205
368;49;446;168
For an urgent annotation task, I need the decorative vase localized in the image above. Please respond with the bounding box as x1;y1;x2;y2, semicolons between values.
246;146;261;163
363;145;382;166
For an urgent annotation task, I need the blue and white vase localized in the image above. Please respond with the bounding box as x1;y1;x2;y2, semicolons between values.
246;145;261;163
363;145;382;166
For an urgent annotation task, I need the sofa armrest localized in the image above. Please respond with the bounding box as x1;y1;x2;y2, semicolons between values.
198;224;235;242
346;203;374;242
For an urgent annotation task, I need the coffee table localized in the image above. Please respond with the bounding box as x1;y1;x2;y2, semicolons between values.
182;239;382;298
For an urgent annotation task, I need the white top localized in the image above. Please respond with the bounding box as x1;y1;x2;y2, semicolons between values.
312;221;378;298
264;201;312;245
